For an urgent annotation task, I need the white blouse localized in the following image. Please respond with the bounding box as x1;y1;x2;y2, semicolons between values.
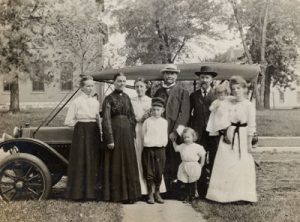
64;93;100;127
228;99;256;136
131;96;152;122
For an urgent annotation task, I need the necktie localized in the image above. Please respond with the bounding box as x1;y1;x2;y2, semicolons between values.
203;90;207;97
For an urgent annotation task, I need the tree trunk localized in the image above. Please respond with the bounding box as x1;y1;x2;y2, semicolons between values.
9;77;20;113
264;66;272;109
229;0;253;64
258;0;270;110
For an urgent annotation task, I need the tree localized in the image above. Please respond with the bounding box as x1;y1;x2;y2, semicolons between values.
112;0;222;65
0;0;107;112
226;0;299;109
0;0;52;112
52;17;107;76
49;0;107;77
247;21;298;109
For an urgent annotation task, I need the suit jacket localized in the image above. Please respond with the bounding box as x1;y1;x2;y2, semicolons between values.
190;89;216;143
154;84;190;134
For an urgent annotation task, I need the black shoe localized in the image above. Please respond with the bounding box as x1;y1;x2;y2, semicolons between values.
122;199;135;204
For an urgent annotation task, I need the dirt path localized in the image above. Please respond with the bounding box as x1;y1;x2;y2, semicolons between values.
122;200;206;222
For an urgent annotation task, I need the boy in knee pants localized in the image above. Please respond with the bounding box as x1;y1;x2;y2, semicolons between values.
142;97;168;204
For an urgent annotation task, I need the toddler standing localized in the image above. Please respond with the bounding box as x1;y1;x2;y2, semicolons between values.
142;97;168;204
173;127;206;202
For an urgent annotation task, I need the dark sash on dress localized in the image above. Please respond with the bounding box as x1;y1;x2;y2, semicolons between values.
231;122;247;159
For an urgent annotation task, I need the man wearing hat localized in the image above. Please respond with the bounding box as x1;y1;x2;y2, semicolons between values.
154;64;190;197
190;66;219;198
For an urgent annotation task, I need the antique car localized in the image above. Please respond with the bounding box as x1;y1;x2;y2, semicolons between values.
0;62;260;201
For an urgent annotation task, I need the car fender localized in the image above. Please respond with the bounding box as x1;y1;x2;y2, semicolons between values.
0;138;68;167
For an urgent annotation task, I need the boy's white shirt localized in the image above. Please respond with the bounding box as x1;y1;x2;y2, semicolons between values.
142;116;168;147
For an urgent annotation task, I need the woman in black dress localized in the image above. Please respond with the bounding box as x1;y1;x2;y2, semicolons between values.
64;76;100;201
101;73;141;203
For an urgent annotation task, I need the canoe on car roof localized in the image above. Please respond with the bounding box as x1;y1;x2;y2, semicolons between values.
92;63;261;82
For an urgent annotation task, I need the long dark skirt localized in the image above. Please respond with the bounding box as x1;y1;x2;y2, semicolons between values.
101;116;141;202
65;122;100;200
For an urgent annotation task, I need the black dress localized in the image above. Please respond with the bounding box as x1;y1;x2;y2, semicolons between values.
101;90;141;202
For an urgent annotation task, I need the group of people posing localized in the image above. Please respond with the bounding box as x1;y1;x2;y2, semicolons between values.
64;64;257;205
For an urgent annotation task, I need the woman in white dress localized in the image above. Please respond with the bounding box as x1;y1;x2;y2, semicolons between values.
206;76;257;203
131;78;166;195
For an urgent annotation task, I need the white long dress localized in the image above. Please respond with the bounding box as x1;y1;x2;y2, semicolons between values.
206;99;257;203
131;96;166;194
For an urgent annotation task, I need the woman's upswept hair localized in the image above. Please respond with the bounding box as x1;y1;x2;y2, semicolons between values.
113;72;126;81
79;75;93;87
134;77;147;86
229;75;248;89
182;127;198;142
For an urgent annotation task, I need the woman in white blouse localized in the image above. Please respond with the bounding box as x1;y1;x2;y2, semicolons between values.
64;76;101;201
131;77;166;195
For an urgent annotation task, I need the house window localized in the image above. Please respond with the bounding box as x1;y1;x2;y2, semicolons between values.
32;79;44;91
3;80;12;92
297;76;300;86
297;92;300;103
31;60;45;92
60;62;73;91
279;91;285;103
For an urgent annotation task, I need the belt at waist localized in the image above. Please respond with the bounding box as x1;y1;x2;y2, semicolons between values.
182;160;199;163
231;122;247;127
112;115;128;119
144;146;165;150
231;122;247;159
77;119;96;123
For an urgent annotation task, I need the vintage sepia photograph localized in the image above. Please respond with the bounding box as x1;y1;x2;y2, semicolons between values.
0;0;299;221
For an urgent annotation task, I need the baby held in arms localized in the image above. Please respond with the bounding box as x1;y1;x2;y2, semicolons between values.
206;83;233;144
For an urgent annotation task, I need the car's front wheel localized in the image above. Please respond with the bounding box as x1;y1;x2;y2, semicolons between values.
0;153;52;201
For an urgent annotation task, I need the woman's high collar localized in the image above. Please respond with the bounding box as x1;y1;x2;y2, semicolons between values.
113;89;124;94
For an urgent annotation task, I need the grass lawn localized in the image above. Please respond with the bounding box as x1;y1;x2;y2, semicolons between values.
0;108;67;136
193;152;300;222
1;108;300;136
256;109;300;136
0;200;122;222
0;109;300;221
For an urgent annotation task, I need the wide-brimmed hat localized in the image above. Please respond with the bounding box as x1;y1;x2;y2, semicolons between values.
160;64;180;74
151;97;165;107
195;66;217;77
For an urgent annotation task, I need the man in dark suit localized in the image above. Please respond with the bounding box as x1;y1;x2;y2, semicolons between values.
154;64;190;198
190;66;219;198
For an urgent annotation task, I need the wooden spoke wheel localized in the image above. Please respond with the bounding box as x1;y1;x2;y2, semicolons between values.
0;153;52;201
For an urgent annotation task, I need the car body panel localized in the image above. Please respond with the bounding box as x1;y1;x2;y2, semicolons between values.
92;63;260;82
22;126;73;144
0;137;69;174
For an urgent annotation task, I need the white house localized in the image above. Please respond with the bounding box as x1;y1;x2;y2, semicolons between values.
270;58;300;109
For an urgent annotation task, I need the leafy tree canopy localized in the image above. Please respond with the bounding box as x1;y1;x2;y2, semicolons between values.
112;0;222;64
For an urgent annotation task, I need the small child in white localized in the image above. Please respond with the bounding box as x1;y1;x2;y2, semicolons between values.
142;97;168;204
206;83;232;141
173;127;206;202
